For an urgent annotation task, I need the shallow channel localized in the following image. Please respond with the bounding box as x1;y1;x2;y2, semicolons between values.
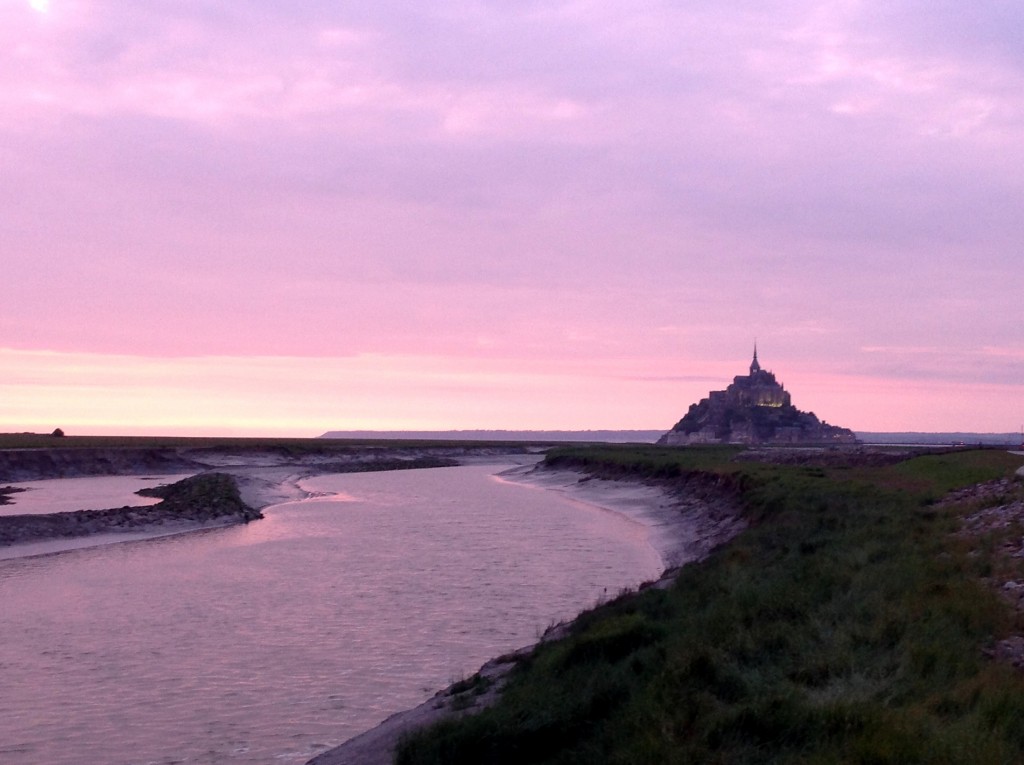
0;463;664;765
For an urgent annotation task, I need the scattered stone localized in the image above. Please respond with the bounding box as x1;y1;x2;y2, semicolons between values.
993;637;1024;668
953;479;1024;556
947;472;1024;670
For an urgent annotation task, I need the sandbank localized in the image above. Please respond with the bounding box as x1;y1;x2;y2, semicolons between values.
497;462;745;570
0;468;302;561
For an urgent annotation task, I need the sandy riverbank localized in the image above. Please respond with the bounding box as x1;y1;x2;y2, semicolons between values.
498;462;745;570
306;461;745;765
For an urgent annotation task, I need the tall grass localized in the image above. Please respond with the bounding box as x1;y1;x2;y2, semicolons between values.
397;447;1024;765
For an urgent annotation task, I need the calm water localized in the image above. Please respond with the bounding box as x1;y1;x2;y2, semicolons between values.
0;464;663;765
0;474;196;516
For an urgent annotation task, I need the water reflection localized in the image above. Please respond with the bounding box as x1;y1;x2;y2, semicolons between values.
0;464;662;765
0;474;196;516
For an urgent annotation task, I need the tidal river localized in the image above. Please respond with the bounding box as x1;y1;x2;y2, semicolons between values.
0;463;664;765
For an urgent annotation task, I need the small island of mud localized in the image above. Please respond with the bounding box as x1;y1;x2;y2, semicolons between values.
0;473;260;548
0;440;543;553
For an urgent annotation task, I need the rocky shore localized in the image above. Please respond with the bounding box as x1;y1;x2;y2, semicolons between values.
948;474;1024;667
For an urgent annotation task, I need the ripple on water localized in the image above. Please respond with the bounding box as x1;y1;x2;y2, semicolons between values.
0;464;663;764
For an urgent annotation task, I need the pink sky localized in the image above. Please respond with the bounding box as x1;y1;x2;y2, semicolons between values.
2;1;1021;436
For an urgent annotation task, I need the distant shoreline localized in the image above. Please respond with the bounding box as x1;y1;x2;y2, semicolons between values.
855;431;1024;446
319;429;1024;447
319;429;668;443
0;444;531;557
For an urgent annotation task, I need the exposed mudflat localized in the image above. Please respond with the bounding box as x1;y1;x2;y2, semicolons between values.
0;473;260;548
0;444;534;485
0;445;538;554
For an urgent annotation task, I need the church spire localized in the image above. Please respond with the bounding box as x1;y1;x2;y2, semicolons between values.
750;343;761;374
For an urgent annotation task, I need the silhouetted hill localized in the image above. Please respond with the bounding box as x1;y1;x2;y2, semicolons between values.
660;349;855;446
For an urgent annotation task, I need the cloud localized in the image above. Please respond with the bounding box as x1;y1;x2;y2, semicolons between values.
1;1;1021;432
0;347;696;434
853;344;1024;386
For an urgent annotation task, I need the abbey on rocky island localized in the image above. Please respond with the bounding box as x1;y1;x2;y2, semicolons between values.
658;348;857;446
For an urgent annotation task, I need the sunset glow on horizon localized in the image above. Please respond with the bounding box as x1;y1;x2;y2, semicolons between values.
2;2;1021;437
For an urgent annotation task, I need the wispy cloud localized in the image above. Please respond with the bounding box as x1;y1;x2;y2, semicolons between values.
1;1;1021;433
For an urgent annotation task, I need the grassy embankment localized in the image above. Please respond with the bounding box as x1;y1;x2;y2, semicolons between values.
398;445;1024;765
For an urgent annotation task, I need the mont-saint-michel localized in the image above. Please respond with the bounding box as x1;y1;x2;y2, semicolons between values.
658;348;857;446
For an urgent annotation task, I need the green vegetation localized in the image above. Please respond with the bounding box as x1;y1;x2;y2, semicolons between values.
545;444;745;477
397;445;1024;765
